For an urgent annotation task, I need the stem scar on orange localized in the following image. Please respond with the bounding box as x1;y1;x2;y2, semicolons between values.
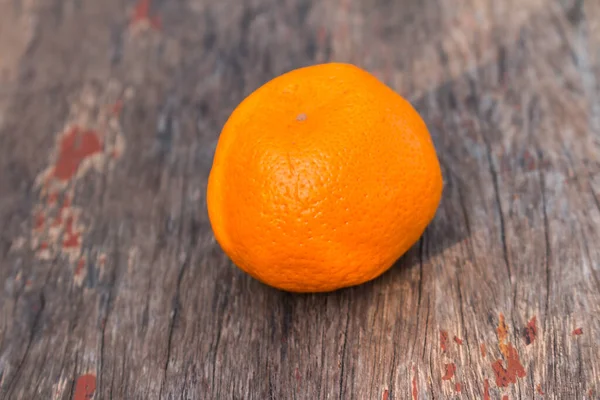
207;62;443;293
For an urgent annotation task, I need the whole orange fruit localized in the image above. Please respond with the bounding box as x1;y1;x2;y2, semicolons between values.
207;63;443;292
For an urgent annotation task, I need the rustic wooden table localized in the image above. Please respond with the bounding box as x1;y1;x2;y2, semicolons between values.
1;0;599;399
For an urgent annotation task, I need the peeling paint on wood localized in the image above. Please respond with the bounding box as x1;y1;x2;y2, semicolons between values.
497;313;509;357
442;363;456;381
536;384;544;395
440;330;449;352
72;374;96;400
492;314;526;388
28;82;128;275
523;316;537;345
411;365;418;400
483;379;491;400
130;0;161;31
48;127;103;182
491;343;527;388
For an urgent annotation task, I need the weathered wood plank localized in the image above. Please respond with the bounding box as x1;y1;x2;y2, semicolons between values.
0;0;599;399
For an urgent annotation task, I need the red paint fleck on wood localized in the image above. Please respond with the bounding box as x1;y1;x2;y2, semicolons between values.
455;382;461;393
131;0;161;30
497;313;509;357
40;241;49;250
523;316;537;345
50;127;102;182
73;374;96;400
62;216;81;249
412;365;418;400
491;343;526;387
442;363;456;381
75;258;85;277
382;389;389;400
454;336;463;345
295;368;301;383
572;327;583;336
536;384;544;395
481;343;487;358
502;396;509;400
589;389;594;398
32;85;126;270
440;330;449;352
483;379;491;400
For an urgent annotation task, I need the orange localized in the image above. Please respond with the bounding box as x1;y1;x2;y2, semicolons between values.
207;62;443;293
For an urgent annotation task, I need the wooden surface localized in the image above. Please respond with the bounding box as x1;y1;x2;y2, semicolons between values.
1;0;599;398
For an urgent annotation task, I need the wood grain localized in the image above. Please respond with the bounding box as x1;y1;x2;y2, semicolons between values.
1;0;599;399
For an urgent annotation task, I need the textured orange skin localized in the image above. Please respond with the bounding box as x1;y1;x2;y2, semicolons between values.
207;63;443;293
